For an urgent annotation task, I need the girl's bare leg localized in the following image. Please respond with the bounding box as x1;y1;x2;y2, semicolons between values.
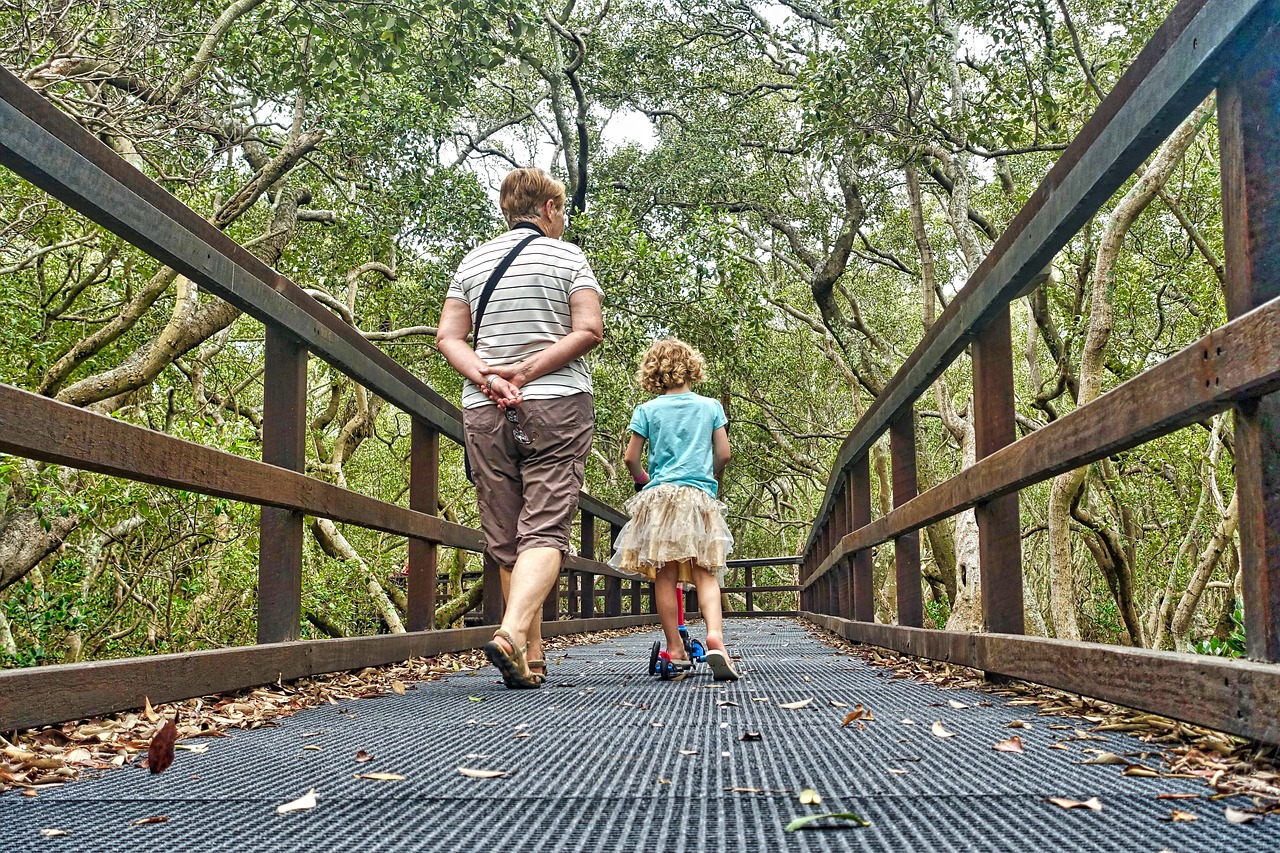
654;562;689;660
691;564;726;653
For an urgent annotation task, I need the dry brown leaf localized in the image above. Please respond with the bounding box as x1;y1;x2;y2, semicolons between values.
930;721;957;739
716;700;740;708
798;788;822;805
456;767;506;779
779;698;814;710
129;816;169;827
947;700;967;710
657;777;671;784
391;681;406;695
1167;810;1198;822
1121;765;1160;778
1005;720;1031;729
147;721;177;775
1156;793;1199;801
740;731;763;742
679;749;699;756
829;700;849;708
1048;797;1102;812
513;733;531;739
354;750;373;763
1048;743;1069;751
302;745;322;752
993;736;1025;754
143;696;159;723
354;772;405;781
40;829;72;837
841;709;864;728
1224;807;1259;825
888;768;909;775
1080;752;1126;766
276;789;318;814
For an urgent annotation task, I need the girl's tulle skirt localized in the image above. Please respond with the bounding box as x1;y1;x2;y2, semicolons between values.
608;484;734;583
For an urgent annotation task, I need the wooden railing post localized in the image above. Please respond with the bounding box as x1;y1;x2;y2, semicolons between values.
629;575;641;615
647;581;657;614
482;553;503;624
258;329;307;644
604;522;623;616
839;478;854;619
890;413;923;628
973;307;1024;635
406;421;439;632
744;565;754;613
851;455;874;622
1220;42;1280;661
542;566;559;623
580;512;596;618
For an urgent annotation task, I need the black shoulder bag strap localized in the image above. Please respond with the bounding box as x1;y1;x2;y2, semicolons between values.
464;231;539;484
472;232;539;341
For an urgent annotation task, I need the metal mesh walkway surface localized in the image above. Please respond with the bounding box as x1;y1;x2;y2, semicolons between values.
7;617;1277;851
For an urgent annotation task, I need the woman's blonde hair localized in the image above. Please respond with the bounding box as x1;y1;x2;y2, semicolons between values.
636;339;707;393
499;167;566;227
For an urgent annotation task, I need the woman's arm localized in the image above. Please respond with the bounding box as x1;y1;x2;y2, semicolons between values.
483;289;603;388
623;432;649;485
435;298;521;408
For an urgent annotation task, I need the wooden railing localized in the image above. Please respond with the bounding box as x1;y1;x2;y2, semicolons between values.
0;64;662;731
799;0;1280;745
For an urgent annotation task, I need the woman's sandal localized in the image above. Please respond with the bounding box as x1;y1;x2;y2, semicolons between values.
483;628;541;689
526;659;546;686
704;649;740;682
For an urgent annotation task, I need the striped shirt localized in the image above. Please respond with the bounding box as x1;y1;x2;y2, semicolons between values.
446;225;603;409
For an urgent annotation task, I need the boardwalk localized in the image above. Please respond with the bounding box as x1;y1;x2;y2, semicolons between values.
7;618;1275;851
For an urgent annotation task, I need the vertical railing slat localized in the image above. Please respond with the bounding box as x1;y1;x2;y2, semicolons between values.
972;307;1024;635
890;413;923;628
605;523;623;616
406;421;439;632
1219;41;1280;662
851;455;874;622
258;329;307;644
580;512;596;618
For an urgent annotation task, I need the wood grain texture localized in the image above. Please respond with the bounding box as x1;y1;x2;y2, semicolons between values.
806;613;1280;745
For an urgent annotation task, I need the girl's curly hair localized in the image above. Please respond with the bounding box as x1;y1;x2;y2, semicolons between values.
636;339;707;394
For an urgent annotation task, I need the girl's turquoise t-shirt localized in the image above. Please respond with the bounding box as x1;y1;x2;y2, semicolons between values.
629;392;728;497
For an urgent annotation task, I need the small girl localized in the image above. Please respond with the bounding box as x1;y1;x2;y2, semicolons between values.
609;339;739;680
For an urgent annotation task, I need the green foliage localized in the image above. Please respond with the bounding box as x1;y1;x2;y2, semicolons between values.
1193;605;1246;659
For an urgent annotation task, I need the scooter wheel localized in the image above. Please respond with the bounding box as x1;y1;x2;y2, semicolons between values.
690;639;706;663
649;640;661;675
659;657;673;680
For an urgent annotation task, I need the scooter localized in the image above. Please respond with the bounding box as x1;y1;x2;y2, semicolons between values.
648;585;707;679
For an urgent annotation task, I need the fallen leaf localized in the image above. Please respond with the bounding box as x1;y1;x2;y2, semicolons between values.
779;698;814;710
993;736;1025;754
40;829;72;837
785;812;869;831
173;744;208;754
752;697;771;703
1048;797;1102;812
740;731;763;742
354;750;373;763
144;696;159;723
1166;810;1198;822
21;789;37;798
679;749;699;756
947;700;967;710
513;732;531;739
1156;793;1199;801
803;676;811;682
129;816;169;827
799;788;821;804
391;681;406;695
468;696;483;702
148;721;177;774
456;767;506;779
1224;807;1259;825
302;745;322;752
657;777;671;784
1122;764;1159;778
1080;753;1126;765
829;700;849;708
717;700;740;708
930;720;957;739
900;719;916;725
888;768;909;775
1048;743;1069;751
276;789;318;814
841;709;863;728
353;772;406;781
1005;720;1031;729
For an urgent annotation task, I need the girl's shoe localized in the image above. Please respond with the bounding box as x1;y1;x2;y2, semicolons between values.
669;656;694;672
704;649;740;681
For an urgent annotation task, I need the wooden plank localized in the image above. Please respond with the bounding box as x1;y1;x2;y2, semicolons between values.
806;613;1280;745
580;513;596;619
0;614;660;732
257;330;307;644
604;523;623;616
726;556;802;567
851;455;874;621
1219;29;1280;662
407;421;440;632
801;0;1273;560
719;586;802;594
972;307;1024;635
744;566;754;612
890;413;922;628
0;380;485;550
802;294;1280;587
482;554;504;625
